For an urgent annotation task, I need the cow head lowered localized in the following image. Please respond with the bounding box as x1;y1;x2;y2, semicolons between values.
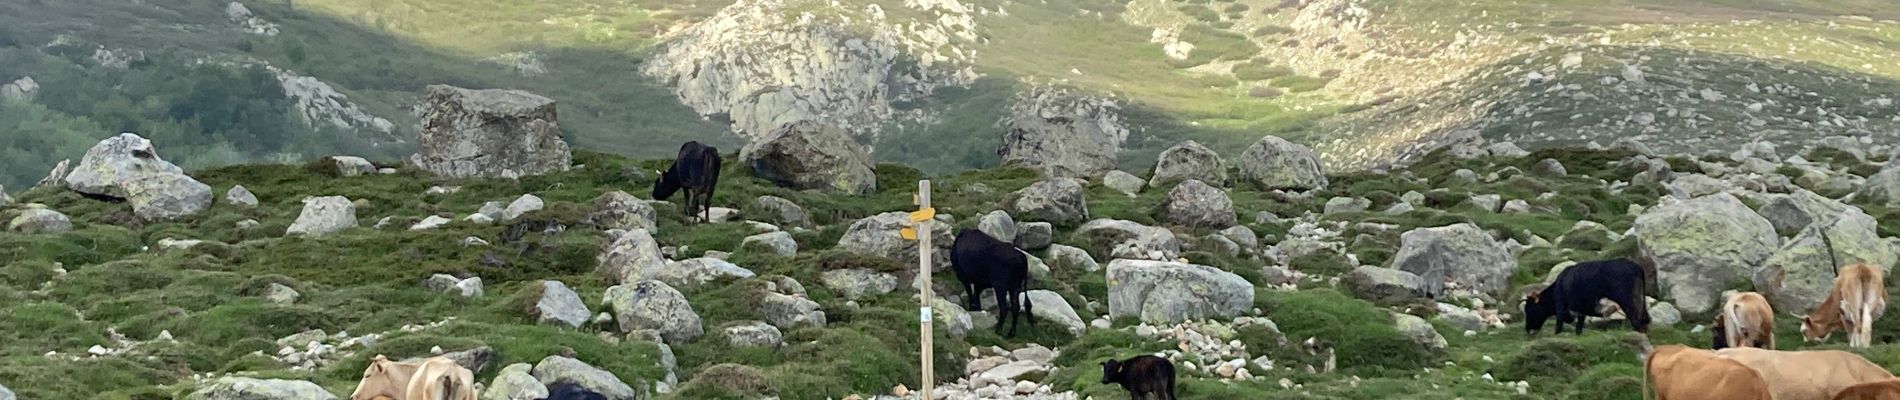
1523;291;1557;336
651;169;682;201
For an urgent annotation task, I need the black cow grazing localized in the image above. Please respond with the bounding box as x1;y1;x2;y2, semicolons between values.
548;382;609;400
653;141;723;223
1101;355;1177;400
1712;314;1731;350
950;229;1034;337
1524;258;1650;336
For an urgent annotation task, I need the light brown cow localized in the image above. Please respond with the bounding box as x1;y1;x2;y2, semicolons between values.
351;355;423;400
404;357;477;400
1834;379;1900;400
1716;347;1895;400
1800;264;1888;348
1724;292;1776;349
1644;345;1773;400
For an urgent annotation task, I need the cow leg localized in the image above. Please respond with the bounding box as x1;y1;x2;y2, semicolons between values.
1023;289;1035;326
996;287;1017;337
1612;295;1647;333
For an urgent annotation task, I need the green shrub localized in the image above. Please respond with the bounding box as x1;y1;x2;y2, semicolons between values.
1233;64;1293;81
1270;75;1331;92
1178;5;1221;22
1266;289;1435;372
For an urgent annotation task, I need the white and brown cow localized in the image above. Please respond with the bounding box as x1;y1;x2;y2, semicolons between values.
1800;264;1888;348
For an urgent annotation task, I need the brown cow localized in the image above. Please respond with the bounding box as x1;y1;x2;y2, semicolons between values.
1800;264;1889;348
1835;379;1900;400
1644;345;1773;400
351;355;423;400
404;357;476;400
1723;292;1776;350
1716;347;1895;400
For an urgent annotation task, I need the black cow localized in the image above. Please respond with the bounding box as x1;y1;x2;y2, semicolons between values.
548;382;609;400
1524;258;1650;336
950;229;1034;337
653;141;723;223
1711;314;1730;350
1101;355;1177;400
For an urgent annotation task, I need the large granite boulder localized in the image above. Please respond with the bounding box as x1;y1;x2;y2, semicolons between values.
1634;193;1780;314
998;86;1127;179
1106;259;1254;324
1002;179;1089;225
532;356;638;400
533;281;591;328
749;195;813;229
654;258;756;288
837;211;954;269
411;85;570;179
63;133;213;220
584;191;658;232
285;196;357;237
1755;208;1898;313
598;229;667;284
1391;223;1516;299
1754;189;1849;237
1154;180;1237;229
1856;166;1900;207
741;120;877;195
8;207;72;234
1073;219;1181;261
604;280;704;343
188;378;334;400
1237;135;1326;191
1149;140;1228;188
1346;266;1427;305
484;363;549;400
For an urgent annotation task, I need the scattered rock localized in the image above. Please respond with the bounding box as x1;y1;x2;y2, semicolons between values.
503;194;545;221
741;231;798;257
532;356;638;400
1025;290;1087;335
1501;199;1532;214
1392;223;1516;298
1755;189;1851;237
599;229;668;284
423;274;483;298
1150;140;1229;188
262;283;300;305
534;281;591;329
226;185;258;208
979;210;1021;243
723;321;785;348
1634;193;1779;314
584;191;658;232
1219;226;1260;253
1486;142;1530;159
8;207;72;234
286;196;357;237
741;121;877;194
838;212;954;269
325;156;377;177
188;377;334;400
604;280;704;343
1046;244;1101;273
1394;313;1447;351
63;133;214;220
1004;179;1090;224
1469;194;1502;212
1018;222;1054;250
655;258;756;288
1103;170;1145;196
1155;180;1237;229
1107;259;1255;324
1074;219;1181;261
821;268;899;301
1345;266;1426;305
1323;197;1370;215
1857;166;1900;207
750;195;812;228
998;86;1127;179
1238;135;1327;191
410;216;452;231
1533;158;1567;177
484;363;549;400
758;291;827;330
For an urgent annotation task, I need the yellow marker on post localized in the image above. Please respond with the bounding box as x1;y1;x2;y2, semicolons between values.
900;227;918;240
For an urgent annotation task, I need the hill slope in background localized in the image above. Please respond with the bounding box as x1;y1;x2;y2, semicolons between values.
5;0;1900;186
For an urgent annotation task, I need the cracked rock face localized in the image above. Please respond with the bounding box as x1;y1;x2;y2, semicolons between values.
998;86;1129;179
410;85;571;179
642;0;979;141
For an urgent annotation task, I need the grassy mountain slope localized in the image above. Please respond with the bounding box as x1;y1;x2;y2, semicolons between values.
1;145;1897;399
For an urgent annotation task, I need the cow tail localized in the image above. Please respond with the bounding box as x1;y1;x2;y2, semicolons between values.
438;374;456;400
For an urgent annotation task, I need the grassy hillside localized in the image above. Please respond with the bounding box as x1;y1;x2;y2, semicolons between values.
1;142;1897;398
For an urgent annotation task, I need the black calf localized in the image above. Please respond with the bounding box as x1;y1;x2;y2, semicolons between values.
654;141;722;223
1524;258;1650;336
548;382;609;400
950;229;1033;337
1101;355;1177;400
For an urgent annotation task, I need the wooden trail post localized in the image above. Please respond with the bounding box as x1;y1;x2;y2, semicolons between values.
914;180;935;400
